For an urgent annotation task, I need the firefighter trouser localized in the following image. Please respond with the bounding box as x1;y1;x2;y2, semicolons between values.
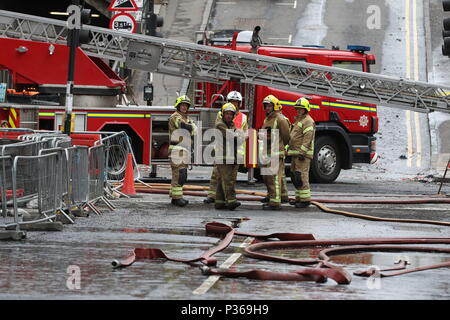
290;156;312;202
280;161;289;201
215;164;238;206
207;165;218;199
169;148;189;200
262;157;285;207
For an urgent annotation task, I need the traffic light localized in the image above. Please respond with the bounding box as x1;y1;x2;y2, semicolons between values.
78;8;91;45
66;7;91;47
144;84;154;105
443;0;450;56
145;0;164;37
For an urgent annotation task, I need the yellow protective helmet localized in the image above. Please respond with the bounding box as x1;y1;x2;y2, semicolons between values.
221;102;237;114
262;95;282;111
175;95;191;109
294;97;311;112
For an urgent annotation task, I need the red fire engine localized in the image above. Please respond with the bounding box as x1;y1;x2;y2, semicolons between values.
194;30;379;182
0;27;378;183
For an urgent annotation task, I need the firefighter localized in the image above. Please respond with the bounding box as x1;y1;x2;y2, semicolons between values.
287;97;316;208
214;102;242;210
168;95;197;207
260;95;291;210
261;103;292;204
204;90;248;204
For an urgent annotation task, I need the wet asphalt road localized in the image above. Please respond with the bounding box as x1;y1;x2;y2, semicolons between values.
0;171;449;300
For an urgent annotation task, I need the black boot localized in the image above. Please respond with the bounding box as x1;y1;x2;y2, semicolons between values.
171;198;188;207
289;199;297;206
262;203;281;211
281;198;289;204
260;196;269;203
227;201;241;211
203;197;215;204
214;203;227;210
295;201;311;208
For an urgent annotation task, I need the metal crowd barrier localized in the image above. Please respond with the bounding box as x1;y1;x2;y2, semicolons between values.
66;146;89;210
1;140;50;216
0;155;16;229
87;144;115;215
19;132;72;149
0;132;116;236
94;131;140;183
7;152;61;231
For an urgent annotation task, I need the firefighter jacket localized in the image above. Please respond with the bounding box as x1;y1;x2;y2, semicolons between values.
214;114;244;164
287;113;316;159
168;110;197;152
261;111;291;158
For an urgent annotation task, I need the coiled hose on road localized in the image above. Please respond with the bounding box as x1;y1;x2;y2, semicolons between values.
111;183;450;284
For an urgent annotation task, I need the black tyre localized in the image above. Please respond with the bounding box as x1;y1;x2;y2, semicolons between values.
310;136;341;183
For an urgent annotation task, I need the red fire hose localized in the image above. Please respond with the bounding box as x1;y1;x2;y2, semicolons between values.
112;222;450;285
133;187;450;227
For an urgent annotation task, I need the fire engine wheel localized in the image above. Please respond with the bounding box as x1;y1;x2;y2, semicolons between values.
310;136;341;183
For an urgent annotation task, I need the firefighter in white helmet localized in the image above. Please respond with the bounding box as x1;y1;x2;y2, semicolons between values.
168;95;197;207
213;102;242;210
287;97;315;208
204;90;248;204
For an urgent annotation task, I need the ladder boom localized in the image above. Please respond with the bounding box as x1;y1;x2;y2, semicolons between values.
1;9;449;113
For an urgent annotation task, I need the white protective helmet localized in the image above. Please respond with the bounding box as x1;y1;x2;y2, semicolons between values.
226;91;243;102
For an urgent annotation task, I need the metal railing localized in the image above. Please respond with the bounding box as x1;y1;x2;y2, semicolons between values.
94;131;139;183
7;152;61;231
0;132;117;235
86;144;115;215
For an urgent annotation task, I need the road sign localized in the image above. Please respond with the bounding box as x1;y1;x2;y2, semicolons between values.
108;0;139;12
109;13;136;33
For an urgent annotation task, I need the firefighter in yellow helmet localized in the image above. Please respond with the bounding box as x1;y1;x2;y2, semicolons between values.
168;95;197;207
214;102;242;210
260;95;291;210
261;99;292;204
287;97;316;208
204;91;248;204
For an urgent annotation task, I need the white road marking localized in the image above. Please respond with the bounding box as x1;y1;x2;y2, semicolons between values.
275;2;297;8
405;0;422;168
192;236;254;295
412;0;422;168
405;0;413;168
406;110;414;168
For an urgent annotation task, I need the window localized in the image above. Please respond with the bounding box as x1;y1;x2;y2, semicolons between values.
332;61;364;72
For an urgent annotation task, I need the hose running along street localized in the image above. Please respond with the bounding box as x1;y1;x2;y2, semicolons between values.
120;182;450;227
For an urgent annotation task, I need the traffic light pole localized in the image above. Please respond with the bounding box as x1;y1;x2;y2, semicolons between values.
64;27;78;135
64;1;91;134
64;1;81;135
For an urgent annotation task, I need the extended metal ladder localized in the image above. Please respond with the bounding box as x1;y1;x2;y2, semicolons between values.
1;9;450;113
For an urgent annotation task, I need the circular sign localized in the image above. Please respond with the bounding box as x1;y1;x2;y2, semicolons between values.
109;13;136;33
